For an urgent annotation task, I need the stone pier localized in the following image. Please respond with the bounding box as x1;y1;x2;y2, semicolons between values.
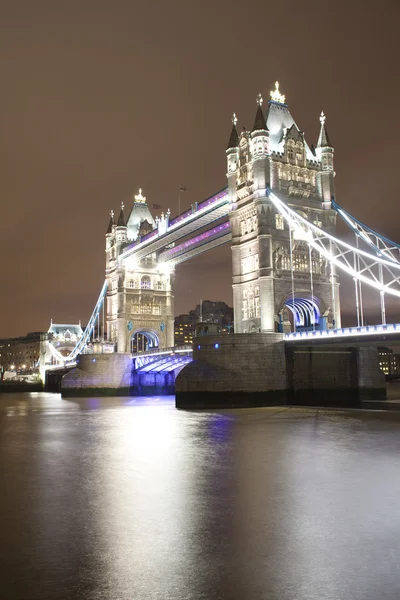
176;333;288;408
176;334;387;409
61;353;132;396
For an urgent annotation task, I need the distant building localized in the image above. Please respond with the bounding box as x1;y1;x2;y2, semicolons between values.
0;331;47;376
174;301;233;346
174;314;196;346
42;322;84;366
0;322;85;378
189;300;233;330
378;347;399;376
47;322;84;357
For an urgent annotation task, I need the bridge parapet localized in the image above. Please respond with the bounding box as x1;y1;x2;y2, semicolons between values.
286;323;400;344
133;346;192;369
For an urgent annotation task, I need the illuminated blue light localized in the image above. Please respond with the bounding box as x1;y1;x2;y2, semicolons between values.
285;322;400;341
285;296;320;327
214;343;219;349
92;358;96;363
198;345;201;350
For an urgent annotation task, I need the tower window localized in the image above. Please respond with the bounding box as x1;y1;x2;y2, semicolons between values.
141;276;151;289
157;281;163;290
243;300;248;320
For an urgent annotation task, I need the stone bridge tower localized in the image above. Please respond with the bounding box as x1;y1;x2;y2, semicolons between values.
227;83;340;334
105;189;174;353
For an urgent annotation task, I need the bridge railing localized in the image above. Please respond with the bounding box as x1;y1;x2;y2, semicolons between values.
132;345;192;357
286;323;400;341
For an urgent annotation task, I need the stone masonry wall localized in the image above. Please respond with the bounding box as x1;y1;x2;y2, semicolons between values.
357;346;386;399
61;353;133;396
176;333;287;408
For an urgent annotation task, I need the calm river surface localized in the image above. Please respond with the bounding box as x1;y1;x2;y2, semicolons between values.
1;393;400;600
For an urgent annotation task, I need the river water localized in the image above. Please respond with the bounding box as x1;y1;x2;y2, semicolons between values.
1;393;400;600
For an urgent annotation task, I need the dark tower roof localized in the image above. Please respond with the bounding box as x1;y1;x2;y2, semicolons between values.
317;112;333;148
227;113;239;150
227;123;239;150
106;212;114;234
117;204;126;227
252;98;268;133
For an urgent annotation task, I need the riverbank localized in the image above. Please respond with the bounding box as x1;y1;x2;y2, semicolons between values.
0;382;43;394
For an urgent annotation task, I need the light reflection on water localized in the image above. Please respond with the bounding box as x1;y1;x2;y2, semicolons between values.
1;393;400;599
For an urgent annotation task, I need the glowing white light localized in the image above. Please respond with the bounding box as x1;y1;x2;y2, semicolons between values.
268;190;400;298
270;81;286;104
134;188;146;204
285;323;400;341
158;262;171;275
127;256;138;270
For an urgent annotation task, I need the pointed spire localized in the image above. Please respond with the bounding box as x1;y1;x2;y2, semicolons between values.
317;111;332;148
227;113;239;150
117;202;126;227
252;93;267;132
106;209;114;234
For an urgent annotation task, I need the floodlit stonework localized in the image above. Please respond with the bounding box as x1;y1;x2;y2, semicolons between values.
227;84;340;334
105;191;174;352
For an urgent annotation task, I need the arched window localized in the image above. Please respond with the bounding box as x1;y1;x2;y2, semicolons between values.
141;276;151;289
296;143;303;161
287;143;295;160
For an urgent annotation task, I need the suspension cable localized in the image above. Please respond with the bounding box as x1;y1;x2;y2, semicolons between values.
308;242;315;331
355;235;364;326
353;251;360;327
329;239;336;329
289;221;296;332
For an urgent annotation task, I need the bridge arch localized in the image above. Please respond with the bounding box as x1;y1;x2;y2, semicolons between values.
278;293;324;332
130;329;159;353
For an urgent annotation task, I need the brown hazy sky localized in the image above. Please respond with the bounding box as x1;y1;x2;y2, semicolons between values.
1;0;399;337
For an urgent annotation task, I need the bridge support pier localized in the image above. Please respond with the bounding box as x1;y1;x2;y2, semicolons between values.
61;353;133;397
176;335;387;409
176;333;288;408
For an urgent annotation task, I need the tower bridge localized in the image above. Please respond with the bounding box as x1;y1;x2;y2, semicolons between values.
45;81;400;405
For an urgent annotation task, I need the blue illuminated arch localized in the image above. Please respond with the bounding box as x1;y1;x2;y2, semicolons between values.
284;297;320;329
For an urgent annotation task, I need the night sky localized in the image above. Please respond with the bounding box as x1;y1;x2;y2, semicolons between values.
1;1;399;337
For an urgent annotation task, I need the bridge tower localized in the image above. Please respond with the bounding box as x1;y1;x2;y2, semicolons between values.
227;83;341;334
105;189;174;353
